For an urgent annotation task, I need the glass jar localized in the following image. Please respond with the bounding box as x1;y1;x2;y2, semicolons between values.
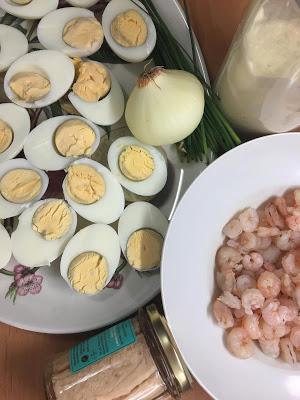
216;0;300;137
44;304;192;400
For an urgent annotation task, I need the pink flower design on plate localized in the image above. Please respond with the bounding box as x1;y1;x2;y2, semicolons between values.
106;274;124;289
13;264;43;296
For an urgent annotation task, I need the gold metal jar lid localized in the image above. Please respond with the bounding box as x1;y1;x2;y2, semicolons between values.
139;304;192;399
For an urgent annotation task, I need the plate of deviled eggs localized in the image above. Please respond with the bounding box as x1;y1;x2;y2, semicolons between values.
0;0;208;333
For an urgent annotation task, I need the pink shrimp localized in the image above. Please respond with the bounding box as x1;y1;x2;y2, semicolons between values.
238;208;259;233
280;338;297;364
218;291;241;310
264;203;285;229
256;226;280;238
242;252;264;272
281;273;295;297
260;320;290;340
274;197;288;217
286;215;300;232
294;189;300;206
216;270;236;293
278;297;298;321
235;274;256;297
293;284;300;308
223;219;243;239
241;288;265;315
290;327;300;350
226;327;255;359
242;314;261;340
239;232;259;251
259;337;280;359
274;231;295;251
216;246;242;273
257;271;281;299
262;300;291;326
282;252;300;276
263;262;276;272
212;300;235;329
260;245;281;264
291;273;300;285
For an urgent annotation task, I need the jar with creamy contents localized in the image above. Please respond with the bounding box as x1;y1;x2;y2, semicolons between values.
216;0;300;136
45;305;192;400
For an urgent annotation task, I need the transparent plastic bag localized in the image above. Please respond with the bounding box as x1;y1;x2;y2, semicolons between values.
44;318;169;400
216;0;300;136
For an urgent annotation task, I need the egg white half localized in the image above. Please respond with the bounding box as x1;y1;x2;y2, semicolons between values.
0;103;30;163
0;223;11;268
102;0;156;63
4;50;75;109
60;223;120;294
66;0;101;7
24;115;104;171
0;25;28;72
118;201;168;267
11;198;77;268
68;63;124;126
108;136;168;196
0;158;49;219
0;0;59;19
37;7;103;58
63;158;125;224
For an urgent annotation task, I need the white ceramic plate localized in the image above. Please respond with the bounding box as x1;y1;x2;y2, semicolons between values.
162;133;300;400
0;0;208;334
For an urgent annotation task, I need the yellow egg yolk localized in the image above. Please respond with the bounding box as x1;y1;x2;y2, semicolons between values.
54;119;96;157
66;164;105;205
72;59;111;102
32;200;72;241
9;72;51;102
127;228;163;270
0;119;13;154
0;168;42;203
63;17;103;49
68;251;108;294
111;9;148;48
119;145;154;181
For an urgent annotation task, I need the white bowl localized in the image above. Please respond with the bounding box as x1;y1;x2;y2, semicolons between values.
162;133;300;400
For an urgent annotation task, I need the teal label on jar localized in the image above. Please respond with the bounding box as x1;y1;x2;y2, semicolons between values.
69;319;136;373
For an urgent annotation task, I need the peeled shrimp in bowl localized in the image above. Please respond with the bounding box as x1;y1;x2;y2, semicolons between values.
162;134;300;400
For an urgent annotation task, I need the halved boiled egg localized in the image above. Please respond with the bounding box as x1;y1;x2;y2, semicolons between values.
102;0;156;63
11;199;77;267
118;201;168;271
68;61;124;126
0;158;48;219
108;136;167;196
37;7;103;58
0;223;11;268
24;115;103;171
66;0;101;7
0;0;59;19
4;50;75;109
62;158;125;224
60;223;120;295
0;103;30;162
0;25;28;72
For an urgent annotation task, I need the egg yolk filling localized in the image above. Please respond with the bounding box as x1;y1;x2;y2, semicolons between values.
127;228;163;270
9;72;51;102
63;17;103;49
68;251;108;294
0;168;41;204
72;59;111;102
54;119;96;157
111;9;148;48
119;145;154;181
66;164;105;205
32;200;72;241
0;120;13;154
